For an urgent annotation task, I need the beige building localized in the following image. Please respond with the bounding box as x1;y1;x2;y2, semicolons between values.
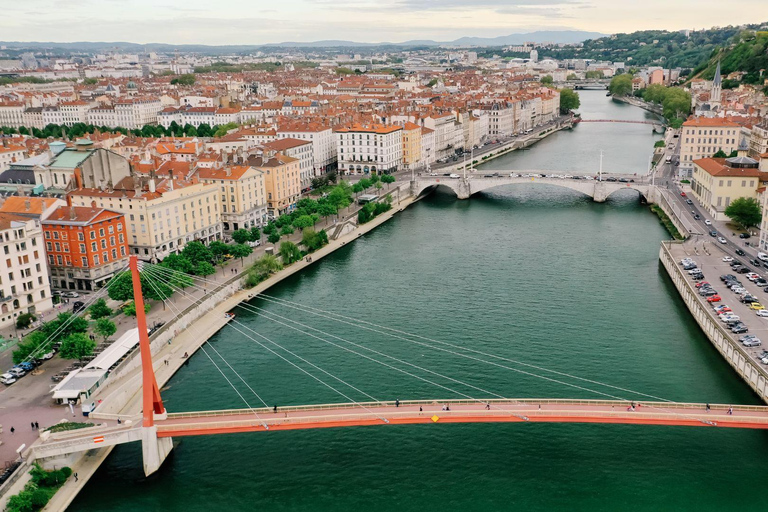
401;122;422;170
680;117;742;177
253;153;301;217
690;156;765;221
198;165;267;232
69;175;221;261
749;120;768;158
0;213;53;328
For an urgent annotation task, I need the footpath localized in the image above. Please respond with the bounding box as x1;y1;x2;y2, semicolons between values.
37;189;421;511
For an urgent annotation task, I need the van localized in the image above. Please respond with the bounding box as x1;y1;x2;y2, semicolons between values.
758;252;768;262
449;174;460;179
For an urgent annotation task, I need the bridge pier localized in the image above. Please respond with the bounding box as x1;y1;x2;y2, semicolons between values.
142;426;173;477
593;181;608;203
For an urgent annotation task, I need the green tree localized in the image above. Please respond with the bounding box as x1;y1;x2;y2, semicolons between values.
567;73;579;80
358;178;372;191
170;74;196;86
280;225;295;237
268;232;281;245
193;261;216;277
250;226;261;241
59;332;96;361
88;298;112;319
713;149;728;158
293;215;315;230
559;89;581;113
381;174;396;189
609;74;633;96
585;70;604;79
302;228;329;252
12;331;47;364
247;253;283;285
661;88;691;121
230;243;253;266
540;75;554;85
42;312;89;341
123;301;150;316
15;312;36;329
644;84;667;104
181;241;212;265
352;182;364;196
160;253;194;274
94;318;117;342
232;228;252;244
209;241;229;261
317;203;337;225
279;241;303;264
724;197;762;229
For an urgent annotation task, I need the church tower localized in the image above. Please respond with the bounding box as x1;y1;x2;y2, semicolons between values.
711;60;722;105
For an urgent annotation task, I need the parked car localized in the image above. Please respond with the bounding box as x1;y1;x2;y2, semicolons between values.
722;256;734;262
16;362;35;372
751;302;765;310
72;301;86;313
706;295;721;302
736;249;746;256
732;324;749;333
709;230;718;237
704;220;712;225
714;305;732;313
247;240;261;248
696;281;710;288
744;338;762;347
687;268;703;275
740;233;751;239
737;267;750;274
42;351;54;360
61;291;79;298
8;367;25;378
1;373;16;385
718;237;728;244
742;295;760;304
757;309;768;317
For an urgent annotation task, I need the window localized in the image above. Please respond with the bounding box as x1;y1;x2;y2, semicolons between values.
93;254;99;265
90;231;96;240
91;242;97;251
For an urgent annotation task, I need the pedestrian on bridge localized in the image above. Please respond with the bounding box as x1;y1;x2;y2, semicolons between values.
706;403;711;412
273;405;278;413
395;399;400;408
728;406;733;415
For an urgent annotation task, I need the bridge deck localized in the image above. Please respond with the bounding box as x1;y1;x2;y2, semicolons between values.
154;399;768;437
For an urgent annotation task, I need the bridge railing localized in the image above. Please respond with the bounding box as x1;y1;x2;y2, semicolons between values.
157;407;768;434
164;399;768;420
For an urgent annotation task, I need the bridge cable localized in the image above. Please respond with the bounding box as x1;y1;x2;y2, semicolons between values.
146;264;718;425
255;292;674;403
144;265;390;424
146;265;533;419
141;270;270;428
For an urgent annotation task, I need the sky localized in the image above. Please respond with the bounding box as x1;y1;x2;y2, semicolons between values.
1;0;767;45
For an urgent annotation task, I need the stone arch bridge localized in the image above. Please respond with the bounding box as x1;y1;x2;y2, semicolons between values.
411;175;654;203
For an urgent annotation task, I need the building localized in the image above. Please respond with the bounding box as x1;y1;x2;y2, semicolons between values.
690;156;765;221
68;174;221;261
0;141;26;173
276;122;336;175
749;121;768;158
42;205;129;291
335;123;403;175
263;138;314;190
401;122;422;170
0;212;53;328
198;165;267;232
679;117;743;177
252;153;301;216
0;101;25;128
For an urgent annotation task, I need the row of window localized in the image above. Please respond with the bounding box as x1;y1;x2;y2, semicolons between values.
47;246;126;267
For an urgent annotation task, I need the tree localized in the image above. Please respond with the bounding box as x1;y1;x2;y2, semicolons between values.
661;88;691;121
302;228;329;252
608;74;633;96
317;203;337;225
644;84;667;104
713;149;728;158
567;73;578;80
280;225;295;237
94;318;117;342
724;197;762;229
232;228;252;244
16;313;36;329
352;182;364;196
540;75;554;85
123;301;150;316
181;241;212;265
381;174;396;189
358;178;372;191
209;241;229;260
59;333;96;361
268;232;281;245
585;70;604;79
12;331;47;364
88;298;112;320
250;226;261;241
559;89;580;113
170;74;196;86
229;243;252;265
279;241;302;264
160;253;194;274
293;215;315;230
42;312;88;341
193;261;216;277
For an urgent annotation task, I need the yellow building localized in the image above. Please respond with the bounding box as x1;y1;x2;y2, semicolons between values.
401;122;422;170
198;165;267;232
691;156;766;221
69;175;221;261
680;117;742;177
252;153;301;216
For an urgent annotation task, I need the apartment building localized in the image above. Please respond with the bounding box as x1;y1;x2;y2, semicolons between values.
749;120;768;158
253;153;301;216
0;213;53;328
277;121;336;175
680;117;742;177
42;205;129;291
60;101;89;126
0;101;25;128
690;156;765;221
263;138;313;190
485;101;515;137
198;164;267;232
69;175;221;261
401;122;422;170
335;123;403;175
0;141;26;172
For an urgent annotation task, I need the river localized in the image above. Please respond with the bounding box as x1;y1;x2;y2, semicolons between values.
71;91;767;511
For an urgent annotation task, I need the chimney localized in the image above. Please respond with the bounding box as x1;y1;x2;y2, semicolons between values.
70;206;76;220
225;166;231;177
91;200;97;209
24;199;31;211
149;178;156;193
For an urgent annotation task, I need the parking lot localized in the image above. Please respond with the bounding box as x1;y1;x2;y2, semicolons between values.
672;242;768;366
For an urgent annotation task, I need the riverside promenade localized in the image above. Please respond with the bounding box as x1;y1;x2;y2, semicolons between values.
29;188;422;511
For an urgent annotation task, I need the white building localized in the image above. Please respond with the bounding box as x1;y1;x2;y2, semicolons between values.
0;102;25;128
277;122;336;175
0;213;53;328
335;123;403;175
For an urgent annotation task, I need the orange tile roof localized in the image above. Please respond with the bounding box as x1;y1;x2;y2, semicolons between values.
693;158;765;177
198;165;254;180
0;197;60;215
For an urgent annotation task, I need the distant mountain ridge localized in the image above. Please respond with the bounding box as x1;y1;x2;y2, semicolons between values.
0;30;606;53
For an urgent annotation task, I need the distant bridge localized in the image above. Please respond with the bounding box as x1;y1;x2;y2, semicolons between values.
555;79;610;90
579;119;663;126
411;174;652;202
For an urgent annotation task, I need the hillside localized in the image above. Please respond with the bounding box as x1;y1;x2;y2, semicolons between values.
510;24;766;68
695;30;768;87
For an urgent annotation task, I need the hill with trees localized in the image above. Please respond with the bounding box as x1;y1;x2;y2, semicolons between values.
693;30;768;92
518;23;766;68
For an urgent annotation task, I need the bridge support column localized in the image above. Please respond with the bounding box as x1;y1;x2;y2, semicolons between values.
593;181;608;203
142;426;173;477
455;179;471;199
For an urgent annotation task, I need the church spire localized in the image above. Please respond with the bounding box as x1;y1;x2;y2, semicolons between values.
711;60;722;104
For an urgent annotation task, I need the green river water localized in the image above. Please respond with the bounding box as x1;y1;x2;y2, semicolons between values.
71;92;768;511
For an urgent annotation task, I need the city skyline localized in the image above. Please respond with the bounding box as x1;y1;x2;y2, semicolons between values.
2;0;766;46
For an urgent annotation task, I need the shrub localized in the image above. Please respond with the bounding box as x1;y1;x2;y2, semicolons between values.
16;313;36;329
